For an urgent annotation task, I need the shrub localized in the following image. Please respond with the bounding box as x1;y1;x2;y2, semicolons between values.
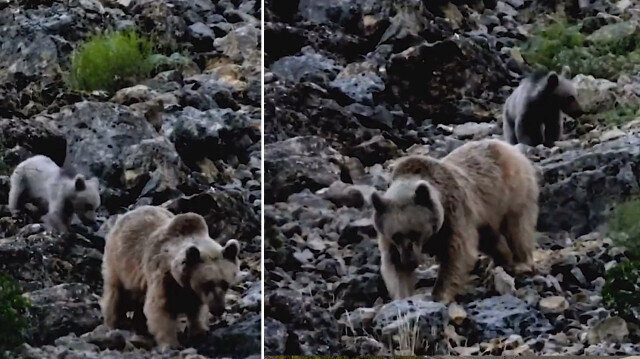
608;199;640;258
0;274;29;352
599;103;639;127
603;200;640;322
521;16;640;80
69;30;155;93
602;261;640;322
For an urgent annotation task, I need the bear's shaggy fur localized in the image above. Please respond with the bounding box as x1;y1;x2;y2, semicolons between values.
503;70;582;146
101;206;240;349
8;155;100;232
372;140;539;303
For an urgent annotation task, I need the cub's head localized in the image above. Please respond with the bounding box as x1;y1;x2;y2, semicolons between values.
538;71;583;117
68;175;100;226
371;179;444;271
168;214;240;316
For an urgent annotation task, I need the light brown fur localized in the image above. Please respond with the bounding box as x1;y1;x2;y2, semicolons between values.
373;139;538;303
101;206;240;349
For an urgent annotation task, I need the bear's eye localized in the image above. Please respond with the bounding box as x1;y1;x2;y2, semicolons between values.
566;95;575;103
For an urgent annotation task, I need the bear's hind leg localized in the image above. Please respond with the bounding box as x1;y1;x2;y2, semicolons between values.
101;279;129;329
501;209;536;274
478;225;514;268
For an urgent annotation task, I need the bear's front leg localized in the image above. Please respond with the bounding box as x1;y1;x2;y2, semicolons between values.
187;304;209;340
432;229;478;304
144;284;179;350
379;239;415;300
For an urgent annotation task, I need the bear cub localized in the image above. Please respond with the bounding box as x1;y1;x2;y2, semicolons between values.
503;70;582;146
372;139;539;303
101;206;240;349
8;155;100;232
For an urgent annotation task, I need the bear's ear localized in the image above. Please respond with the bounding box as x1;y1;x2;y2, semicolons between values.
185;246;201;266
414;183;433;208
167;213;208;237
545;72;559;91
75;175;86;191
371;192;387;213
223;239;240;261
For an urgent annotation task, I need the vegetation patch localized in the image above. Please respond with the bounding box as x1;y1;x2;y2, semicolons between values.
0;274;29;354
603;200;640;322
522;16;640;80
69;30;155;93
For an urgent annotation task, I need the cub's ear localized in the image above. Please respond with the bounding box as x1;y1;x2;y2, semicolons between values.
414;183;433;208
167;213;209;237
223;239;240;261
371;192;388;213
185;246;201;266
75;175;86;191
546;72;559;91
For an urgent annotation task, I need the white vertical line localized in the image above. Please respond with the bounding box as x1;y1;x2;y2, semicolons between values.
260;0;266;356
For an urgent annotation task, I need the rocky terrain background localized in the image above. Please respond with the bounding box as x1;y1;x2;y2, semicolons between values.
264;0;640;355
0;0;261;358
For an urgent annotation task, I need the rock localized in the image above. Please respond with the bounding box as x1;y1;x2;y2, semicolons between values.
271;47;341;85
588;317;629;344
162;106;258;168
386;37;509;123
24;283;102;345
539;296;569;314
330;62;385;105
265;136;343;203
342;336;384;356
373;299;448;354
188;22;216;52
493;266;516;295
538;135;640;235
200;313;261;358
453;122;497;140
264;318;288;355
448;302;467;325
347;135;399;166
573;75;617;114
466;295;553;341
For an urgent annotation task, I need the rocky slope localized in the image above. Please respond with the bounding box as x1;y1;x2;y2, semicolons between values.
0;0;261;358
264;0;640;355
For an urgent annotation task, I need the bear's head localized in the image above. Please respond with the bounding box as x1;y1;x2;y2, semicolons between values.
538;71;583;118
167;214;240;316
371;178;444;271
68;175;100;226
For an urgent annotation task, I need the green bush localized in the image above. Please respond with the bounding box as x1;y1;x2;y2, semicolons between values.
602;261;640;322
598;103;639;127
608;199;640;257
0;274;29;352
603;200;640;322
521;16;640;80
69;30;155;93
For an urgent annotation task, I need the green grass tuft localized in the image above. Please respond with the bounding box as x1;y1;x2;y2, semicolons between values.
598;103;639;127
602;261;640;322
69;30;155;93
603;200;640;322
0;274;29;352
608;199;640;258
522;16;640;80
